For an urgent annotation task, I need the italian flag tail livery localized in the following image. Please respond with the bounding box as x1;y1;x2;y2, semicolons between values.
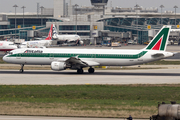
145;26;171;51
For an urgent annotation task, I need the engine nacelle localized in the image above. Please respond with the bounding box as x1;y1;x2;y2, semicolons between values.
52;35;58;40
80;40;84;45
51;61;66;71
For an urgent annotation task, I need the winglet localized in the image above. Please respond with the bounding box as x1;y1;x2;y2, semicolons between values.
45;24;53;40
145;26;171;51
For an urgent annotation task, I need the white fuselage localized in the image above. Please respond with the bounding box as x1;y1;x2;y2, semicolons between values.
3;48;173;66
19;40;52;48
0;41;17;51
53;34;81;42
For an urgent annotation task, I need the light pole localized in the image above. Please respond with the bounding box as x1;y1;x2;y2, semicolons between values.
40;6;44;26
160;5;164;25
13;4;18;39
134;4;140;43
74;4;78;35
174;5;178;28
21;6;26;28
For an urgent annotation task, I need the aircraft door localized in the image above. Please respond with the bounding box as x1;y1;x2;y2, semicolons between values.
49;51;54;60
16;53;21;59
137;52;143;62
91;52;96;60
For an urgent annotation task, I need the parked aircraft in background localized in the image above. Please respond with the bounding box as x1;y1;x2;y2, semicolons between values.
0;41;17;52
0;25;53;52
19;24;53;48
3;26;174;74
52;24;83;45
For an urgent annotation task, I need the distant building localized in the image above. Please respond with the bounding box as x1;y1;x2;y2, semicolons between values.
54;0;65;18
0;0;180;44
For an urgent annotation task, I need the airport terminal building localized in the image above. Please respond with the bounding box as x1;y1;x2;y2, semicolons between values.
0;0;180;45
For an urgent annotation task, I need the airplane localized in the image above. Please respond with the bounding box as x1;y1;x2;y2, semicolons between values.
3;26;174;74
170;29;180;32
0;25;53;52
19;24;53;48
0;41;17;52
52;24;84;45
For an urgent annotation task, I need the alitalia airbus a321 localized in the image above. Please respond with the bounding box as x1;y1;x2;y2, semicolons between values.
3;26;174;74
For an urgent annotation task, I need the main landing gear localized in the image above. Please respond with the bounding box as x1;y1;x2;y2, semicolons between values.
77;68;84;74
88;67;95;73
20;64;24;73
77;67;95;74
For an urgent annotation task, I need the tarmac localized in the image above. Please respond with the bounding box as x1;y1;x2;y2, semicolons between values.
0;65;180;85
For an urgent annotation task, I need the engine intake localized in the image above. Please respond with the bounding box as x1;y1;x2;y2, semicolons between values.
51;61;66;71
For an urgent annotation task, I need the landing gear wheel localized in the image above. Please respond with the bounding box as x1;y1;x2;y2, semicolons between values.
88;67;95;73
20;69;24;73
77;69;84;74
20;64;24;73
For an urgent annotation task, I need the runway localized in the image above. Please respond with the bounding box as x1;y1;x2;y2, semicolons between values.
0;68;180;85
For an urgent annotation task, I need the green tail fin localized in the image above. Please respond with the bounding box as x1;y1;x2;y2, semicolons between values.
145;26;171;51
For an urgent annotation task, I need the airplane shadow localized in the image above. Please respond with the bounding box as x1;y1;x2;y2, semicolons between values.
0;70;180;76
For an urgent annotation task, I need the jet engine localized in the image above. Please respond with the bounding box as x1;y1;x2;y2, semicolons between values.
51;61;66;71
52;35;58;40
80;40;84;45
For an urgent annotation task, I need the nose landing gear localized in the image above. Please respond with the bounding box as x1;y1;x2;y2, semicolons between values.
20;64;24;73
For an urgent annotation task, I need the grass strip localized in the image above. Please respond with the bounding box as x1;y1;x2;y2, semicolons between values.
0;57;7;64
0;85;180;118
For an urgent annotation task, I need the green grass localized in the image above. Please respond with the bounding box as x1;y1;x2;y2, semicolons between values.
0;57;6;64
0;85;180;118
0;85;180;106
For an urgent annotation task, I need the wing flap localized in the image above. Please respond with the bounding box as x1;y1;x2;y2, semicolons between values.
65;56;100;67
83;60;100;66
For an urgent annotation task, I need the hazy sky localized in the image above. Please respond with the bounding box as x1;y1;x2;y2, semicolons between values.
0;0;179;13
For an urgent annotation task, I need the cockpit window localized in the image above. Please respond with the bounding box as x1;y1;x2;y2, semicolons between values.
9;52;13;55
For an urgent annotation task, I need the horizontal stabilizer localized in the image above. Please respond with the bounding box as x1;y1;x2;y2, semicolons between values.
151;53;164;58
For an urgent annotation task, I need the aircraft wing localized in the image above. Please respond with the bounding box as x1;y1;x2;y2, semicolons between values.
64;56;100;69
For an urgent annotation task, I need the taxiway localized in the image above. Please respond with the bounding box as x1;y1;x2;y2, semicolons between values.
0;68;180;85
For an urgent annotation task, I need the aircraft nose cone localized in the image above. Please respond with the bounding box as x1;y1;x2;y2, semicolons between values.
3;56;8;62
3;56;6;61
